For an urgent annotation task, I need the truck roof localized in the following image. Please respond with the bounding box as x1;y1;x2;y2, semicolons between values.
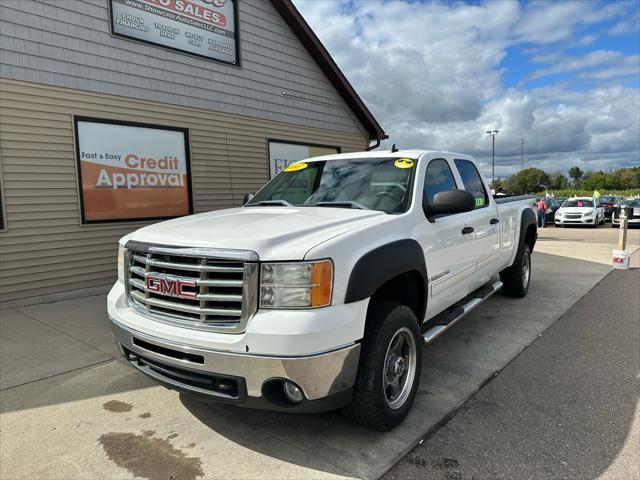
304;150;473;162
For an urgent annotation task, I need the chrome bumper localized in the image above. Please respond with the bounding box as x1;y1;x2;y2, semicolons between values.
110;318;360;401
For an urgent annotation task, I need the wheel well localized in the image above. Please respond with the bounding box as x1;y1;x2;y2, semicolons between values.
368;271;426;323
525;223;537;253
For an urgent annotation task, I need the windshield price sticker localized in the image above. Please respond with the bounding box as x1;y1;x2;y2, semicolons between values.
284;162;308;172
475;197;485;207
394;158;414;169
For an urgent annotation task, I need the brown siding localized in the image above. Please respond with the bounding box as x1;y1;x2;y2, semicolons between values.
0;79;368;302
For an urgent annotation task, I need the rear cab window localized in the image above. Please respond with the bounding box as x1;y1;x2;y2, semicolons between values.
454;159;489;208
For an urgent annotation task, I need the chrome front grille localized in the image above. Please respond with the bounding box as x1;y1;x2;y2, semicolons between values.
124;242;258;333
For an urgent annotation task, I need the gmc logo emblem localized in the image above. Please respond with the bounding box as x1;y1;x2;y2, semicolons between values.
145;275;197;299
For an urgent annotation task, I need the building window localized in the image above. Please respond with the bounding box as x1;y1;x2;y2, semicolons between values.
267;140;340;178
74;117;193;224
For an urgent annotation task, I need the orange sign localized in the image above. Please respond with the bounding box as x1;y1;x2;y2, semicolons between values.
75;119;192;223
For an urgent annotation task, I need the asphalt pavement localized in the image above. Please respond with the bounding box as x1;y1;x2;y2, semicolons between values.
384;263;640;480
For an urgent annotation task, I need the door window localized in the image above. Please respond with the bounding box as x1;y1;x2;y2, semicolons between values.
454;159;489;208
424;159;457;203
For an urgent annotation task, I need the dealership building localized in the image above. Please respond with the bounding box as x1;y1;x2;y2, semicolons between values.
0;0;386;304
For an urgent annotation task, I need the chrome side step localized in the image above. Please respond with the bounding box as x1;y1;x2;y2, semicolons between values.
422;280;503;345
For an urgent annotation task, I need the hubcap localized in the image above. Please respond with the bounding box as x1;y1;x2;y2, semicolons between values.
383;327;417;409
522;251;530;288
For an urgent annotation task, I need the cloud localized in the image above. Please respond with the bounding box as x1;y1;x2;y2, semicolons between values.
524;50;636;83
293;0;640;176
607;10;640;35
514;0;626;44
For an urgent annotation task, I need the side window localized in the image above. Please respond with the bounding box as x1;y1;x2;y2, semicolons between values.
454;159;489;208
424;158;457;203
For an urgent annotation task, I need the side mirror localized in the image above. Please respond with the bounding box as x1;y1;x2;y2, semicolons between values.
243;193;254;204
424;189;476;217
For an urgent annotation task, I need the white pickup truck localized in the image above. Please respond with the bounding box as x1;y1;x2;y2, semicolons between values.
108;150;537;431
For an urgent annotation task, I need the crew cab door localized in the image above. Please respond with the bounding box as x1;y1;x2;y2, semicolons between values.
416;157;478;319
452;159;500;287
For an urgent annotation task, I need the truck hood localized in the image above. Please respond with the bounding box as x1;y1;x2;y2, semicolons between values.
126;206;388;260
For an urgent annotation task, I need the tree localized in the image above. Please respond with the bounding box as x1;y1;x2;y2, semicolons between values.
505;167;549;194
548;172;569;190
568;166;584;187
490;178;506;192
582;170;608;191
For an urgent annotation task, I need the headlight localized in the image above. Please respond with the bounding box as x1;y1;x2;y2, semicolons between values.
584;211;593;217
260;260;333;308
556;211;563;217
117;245;125;284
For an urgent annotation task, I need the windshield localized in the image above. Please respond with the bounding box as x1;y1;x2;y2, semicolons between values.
622;198;640;206
246;157;415;213
562;199;594;208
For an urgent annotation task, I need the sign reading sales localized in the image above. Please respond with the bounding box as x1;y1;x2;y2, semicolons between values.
110;0;237;64
75;118;192;223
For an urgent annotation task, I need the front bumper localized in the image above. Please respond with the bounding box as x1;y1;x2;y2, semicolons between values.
612;215;640;226
111;318;360;412
555;217;596;225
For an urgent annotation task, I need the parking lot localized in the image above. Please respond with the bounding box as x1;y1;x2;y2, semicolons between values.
1;226;639;480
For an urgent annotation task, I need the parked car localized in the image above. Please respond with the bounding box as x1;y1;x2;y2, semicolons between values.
555;197;605;227
611;197;640;228
542;197;561;224
598;195;619;221
108;150;537;431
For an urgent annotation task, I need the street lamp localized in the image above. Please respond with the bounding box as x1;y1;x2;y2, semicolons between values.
486;130;499;185
520;138;526;170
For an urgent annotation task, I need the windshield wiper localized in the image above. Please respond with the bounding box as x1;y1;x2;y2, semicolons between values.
315;201;369;210
250;200;293;207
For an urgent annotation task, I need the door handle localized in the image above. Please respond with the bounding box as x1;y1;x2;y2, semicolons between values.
490;218;499;225
461;226;474;235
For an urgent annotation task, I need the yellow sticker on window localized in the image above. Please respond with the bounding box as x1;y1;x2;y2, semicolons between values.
394;158;414;169
284;162;308;172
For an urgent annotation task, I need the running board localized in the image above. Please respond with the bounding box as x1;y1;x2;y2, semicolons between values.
422;280;503;345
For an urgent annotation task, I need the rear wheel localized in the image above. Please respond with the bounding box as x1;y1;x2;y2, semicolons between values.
343;302;421;431
500;245;531;298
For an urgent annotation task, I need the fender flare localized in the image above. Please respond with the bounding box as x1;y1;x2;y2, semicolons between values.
516;208;537;261
344;239;428;305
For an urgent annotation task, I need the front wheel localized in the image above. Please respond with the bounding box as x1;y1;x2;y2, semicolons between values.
500;245;531;298
343;302;422;431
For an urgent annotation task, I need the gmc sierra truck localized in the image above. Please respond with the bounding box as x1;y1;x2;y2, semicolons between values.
108;150;537;431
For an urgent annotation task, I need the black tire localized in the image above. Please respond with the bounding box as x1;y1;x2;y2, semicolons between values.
611;222;618;228
343;302;422;431
500;245;531;298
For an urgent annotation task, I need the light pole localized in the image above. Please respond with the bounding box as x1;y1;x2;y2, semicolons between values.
520;138;526;170
486;130;499;186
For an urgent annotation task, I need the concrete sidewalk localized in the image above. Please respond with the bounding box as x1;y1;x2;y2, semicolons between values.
384;262;640;480
1;227;638;479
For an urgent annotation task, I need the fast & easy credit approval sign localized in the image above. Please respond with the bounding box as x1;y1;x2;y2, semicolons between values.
75;118;192;223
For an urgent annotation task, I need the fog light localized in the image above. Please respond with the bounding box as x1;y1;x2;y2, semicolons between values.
283;381;304;403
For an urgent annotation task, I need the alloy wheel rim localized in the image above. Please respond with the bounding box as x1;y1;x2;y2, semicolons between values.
522;251;530;288
383;327;417;409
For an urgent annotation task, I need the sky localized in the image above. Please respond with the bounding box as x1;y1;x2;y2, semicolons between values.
293;0;640;178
